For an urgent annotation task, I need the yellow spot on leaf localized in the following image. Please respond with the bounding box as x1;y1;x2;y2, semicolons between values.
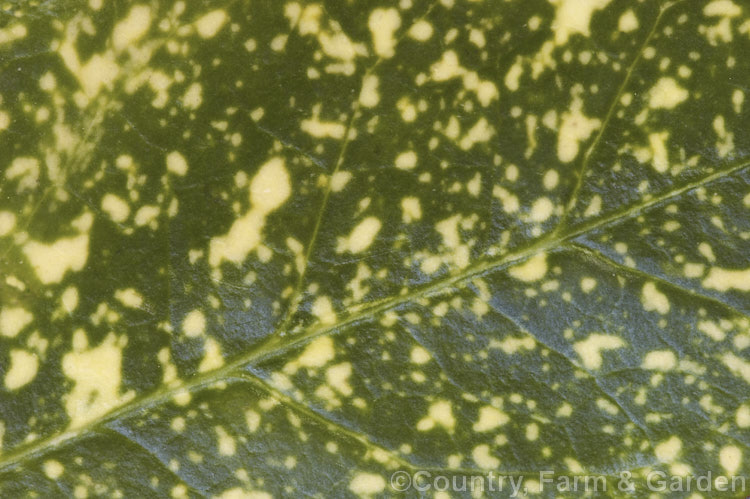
199;337;224;372
417;400;455;431
337;217;382;253
642;350;676;370
4;349;39;390
702;267;750;292
574;334;625;370
472;444;500;469
410;346;431;364
368;8;400;58
719;445;742;474
550;0;612;45
114;288;143;308
183;310;206;337
43;460;64;479
62;331;132;429
654;436;682;462
508;253;548;282
166;151;188;176
473;406;509;432
349;472;386;495
112;5;152;51
649;77;688;110
0;307;32;338
641;282;670;315
195;10;227;39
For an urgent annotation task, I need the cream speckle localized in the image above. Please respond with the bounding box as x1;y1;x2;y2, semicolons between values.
216;426;236;456
618;10;639;32
209;158;290;267
312;296;337;325
543;169;559;190
337;217;382;253
349;473;386;495
0;307;32;338
698;320;725;341
704;0;742;17
733;89;744;113
698;242;716;262
113;5;152;51
331;171;352;192
368;8;401;58
736;405;750;427
557;96;601;162
24;235;90;284
722;353;750;384
505;59;523;91
642;350;676;370
135;205;160;227
62;331;131;429
508;253;547;282
409;20;433;41
301;116;346;139
114;288;143;308
417;400;455;431
400;197;422;223
0;211;16;236
467;173;481;197
493;186;519;213
6;157;40;191
183;310;206;337
245;409;261;432
654;436;681;462
557;402;573;417
459;117;494;150
431;50;463;81
359;74;380;108
495;336;535;355
101;194;130;223
395;150;417;170
473;406;509;432
326;362;353;396
0;111;9;130
649;77;688;109
550;0;612;45
195;10;227;39
61;287;79;313
472;444;500;469
4;349;39;390
641;282;670;315
294;336;335;371
250;157;292;214
183;82;203;110
526;422;539;441
648;131;669;173
719;445;741;474
43;460;64;480
580;277;597;293
410;346;431;364
530;197;554;222
574;334;625;370
166;151;188;176
198;337;224;372
702;267;750;292
683;262;705;278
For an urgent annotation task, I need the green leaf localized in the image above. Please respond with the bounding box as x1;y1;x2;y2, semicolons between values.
1;0;749;497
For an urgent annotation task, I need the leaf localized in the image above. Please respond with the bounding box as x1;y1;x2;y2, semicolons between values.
1;0;749;497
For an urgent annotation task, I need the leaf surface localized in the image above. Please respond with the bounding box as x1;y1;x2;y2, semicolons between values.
1;0;749;497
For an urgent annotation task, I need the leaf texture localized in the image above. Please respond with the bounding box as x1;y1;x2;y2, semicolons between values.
1;0;749;497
